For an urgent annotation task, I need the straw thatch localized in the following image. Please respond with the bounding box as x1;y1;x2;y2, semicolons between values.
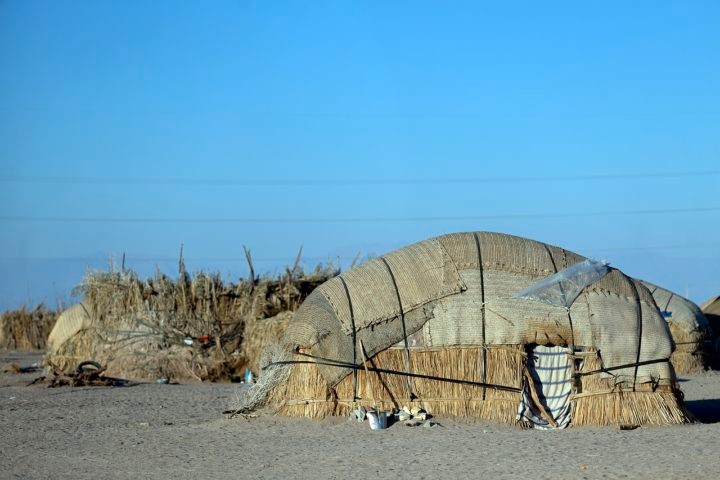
240;311;293;375
641;281;713;374
43;253;338;383
0;305;57;350
237;231;690;428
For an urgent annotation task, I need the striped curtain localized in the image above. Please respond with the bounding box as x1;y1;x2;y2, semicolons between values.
517;345;573;429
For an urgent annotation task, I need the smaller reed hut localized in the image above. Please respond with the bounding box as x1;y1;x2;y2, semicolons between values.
640;281;713;374
238;232;691;428
44;256;337;383
701;295;720;367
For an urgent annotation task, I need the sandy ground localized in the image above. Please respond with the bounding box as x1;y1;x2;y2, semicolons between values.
2;350;720;480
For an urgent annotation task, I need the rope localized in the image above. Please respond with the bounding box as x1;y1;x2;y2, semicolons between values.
473;232;488;400
380;257;416;400
573;357;669;378
627;275;643;391
263;351;522;393
339;276;358;402
261;353;670;396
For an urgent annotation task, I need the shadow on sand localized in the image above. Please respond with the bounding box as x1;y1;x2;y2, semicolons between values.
685;398;720;424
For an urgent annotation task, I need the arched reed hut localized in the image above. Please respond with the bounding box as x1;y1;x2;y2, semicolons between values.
640;281;712;374
241;231;690;428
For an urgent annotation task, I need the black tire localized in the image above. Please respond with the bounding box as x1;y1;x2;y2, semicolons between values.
76;360;102;375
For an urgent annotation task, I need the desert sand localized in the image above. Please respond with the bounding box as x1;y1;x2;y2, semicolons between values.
2;349;719;480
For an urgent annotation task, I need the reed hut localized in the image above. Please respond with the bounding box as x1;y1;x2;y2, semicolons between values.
239;231;690;428
701;295;720;367
43;257;337;382
702;295;720;319
640;281;712;374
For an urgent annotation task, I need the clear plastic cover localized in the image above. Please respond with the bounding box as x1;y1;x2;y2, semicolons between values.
512;258;610;308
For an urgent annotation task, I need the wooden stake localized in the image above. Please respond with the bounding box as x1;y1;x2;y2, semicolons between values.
359;340;377;409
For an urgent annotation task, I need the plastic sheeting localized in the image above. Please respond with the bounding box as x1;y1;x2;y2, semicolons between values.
512;259;610;308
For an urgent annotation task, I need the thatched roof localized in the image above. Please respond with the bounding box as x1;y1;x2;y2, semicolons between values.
286;232;672;386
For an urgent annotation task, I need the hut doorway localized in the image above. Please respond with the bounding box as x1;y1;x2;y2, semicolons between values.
517;344;574;429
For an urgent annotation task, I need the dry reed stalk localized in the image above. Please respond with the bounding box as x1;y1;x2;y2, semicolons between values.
667;321;712;374
574;348;614;393
0;305;57;350
572;390;689;426
266;345;526;424
44;256;339;383
239;311;293;374
571;348;689;426
266;356;333;418
670;351;706;375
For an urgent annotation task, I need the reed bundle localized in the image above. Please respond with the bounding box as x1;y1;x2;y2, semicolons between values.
667;321;712;375
246;343;691;427
571;348;691;426
261;345;525;424
43;250;338;382
0;305;57;350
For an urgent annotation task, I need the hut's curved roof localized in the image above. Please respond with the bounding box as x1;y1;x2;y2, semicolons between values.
286;231;674;387
641;281;709;333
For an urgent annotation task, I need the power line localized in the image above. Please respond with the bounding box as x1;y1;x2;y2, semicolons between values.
1;170;719;186
0;256;341;263
582;243;720;253
1;206;718;224
1;243;718;264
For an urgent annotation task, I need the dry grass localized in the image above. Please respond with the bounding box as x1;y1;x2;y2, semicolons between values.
261;345;526;424
0;304;57;350
668;321;714;374
571;348;691;426
42;250;338;382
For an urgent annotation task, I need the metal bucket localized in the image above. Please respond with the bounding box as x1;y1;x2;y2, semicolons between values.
367;410;387;430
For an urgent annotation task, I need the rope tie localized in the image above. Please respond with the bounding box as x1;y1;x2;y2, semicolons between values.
264;351;522;393
380;257;416;400
473;233;488;400
627;276;643;391
339;276;359;402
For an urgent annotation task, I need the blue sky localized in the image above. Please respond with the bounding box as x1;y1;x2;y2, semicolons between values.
1;1;718;311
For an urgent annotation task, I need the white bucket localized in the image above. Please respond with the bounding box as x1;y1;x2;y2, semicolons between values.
367;410;387;430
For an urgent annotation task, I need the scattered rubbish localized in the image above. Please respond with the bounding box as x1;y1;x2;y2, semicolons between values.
2;362;41;374
397;409;412;422
352;406;367;422
393;406;431;426
155;378;170;384
29;360;129;387
243;368;254;384
619;424;640;431
350;405;434;430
